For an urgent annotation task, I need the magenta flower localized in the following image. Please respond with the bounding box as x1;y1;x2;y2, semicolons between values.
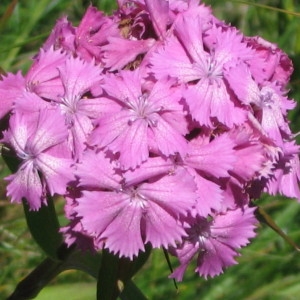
102;37;156;71
226;62;295;145
176;133;236;217
267;141;300;199
3;109;74;210
245;36;294;87
75;6;119;64
25;47;66;101
72;149;197;259
1;0;300;284
0;72;25;120
60;191;96;252
150;15;252;127
90;69;188;169
169;206;257;280
227;123;265;182
56;56;103;159
185;133;236;178
14;91;52;116
42;16;76;53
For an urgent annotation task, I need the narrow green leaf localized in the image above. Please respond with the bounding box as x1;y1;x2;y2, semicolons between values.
34;283;96;300
6;243;104;300
6;244;75;300
116;244;152;281
246;274;300;300
0;32;50;53
63;250;102;279
97;250;120;300
23;198;63;260
120;280;148;300
0;0;18;33
7;257;66;300
2;0;53;70
97;245;152;300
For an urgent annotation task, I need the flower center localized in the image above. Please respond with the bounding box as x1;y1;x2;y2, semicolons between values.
60;96;80;126
260;90;274;109
127;187;148;209
126;93;162;127
194;55;223;82
188;218;212;245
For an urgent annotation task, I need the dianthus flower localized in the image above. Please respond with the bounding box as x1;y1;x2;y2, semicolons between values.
0;72;25;119
2;109;74;210
0;0;299;282
90;68;188;169
72;150;197;259
169;206;257;280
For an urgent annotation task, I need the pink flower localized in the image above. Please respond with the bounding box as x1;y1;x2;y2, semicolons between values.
227;123;265;182
186;167;223;217
3;109;74;210
267;141;300;199
75;6;119;63
1;0;300;282
57;56;103;159
14;91;51;114
226;62;295;145
169;206;257;280
245;36;294;87
178;133;237;216
90;68;188;169
144;0;169;39
25;47;66;101
42;16;76;53
102;37;156;71
185;133;236;178
0;72;25;120
150;16;251;127
73;150;197;259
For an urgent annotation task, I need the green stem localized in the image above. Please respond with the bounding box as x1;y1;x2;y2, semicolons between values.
256;206;300;251
6;244;75;300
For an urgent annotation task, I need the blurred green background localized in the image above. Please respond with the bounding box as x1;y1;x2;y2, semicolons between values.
1;0;300;299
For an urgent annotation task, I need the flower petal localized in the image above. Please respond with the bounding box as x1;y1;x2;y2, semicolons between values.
6;161;44;210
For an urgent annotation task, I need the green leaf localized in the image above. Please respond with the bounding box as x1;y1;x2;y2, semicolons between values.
63;249;102;279
0;0;18;34
6;244;103;300
97;245;151;300
97;250;119;300
120;280;148;300
7;256;68;300
246;274;300;300
2;0;56;70
34;283;96;300
23;198;63;260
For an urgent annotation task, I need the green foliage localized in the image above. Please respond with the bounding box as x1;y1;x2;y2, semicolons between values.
35;282;96;300
1;1;300;299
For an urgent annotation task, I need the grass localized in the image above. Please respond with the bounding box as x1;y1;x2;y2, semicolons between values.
1;0;300;299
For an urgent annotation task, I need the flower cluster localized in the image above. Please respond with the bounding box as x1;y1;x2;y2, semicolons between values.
0;0;299;280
